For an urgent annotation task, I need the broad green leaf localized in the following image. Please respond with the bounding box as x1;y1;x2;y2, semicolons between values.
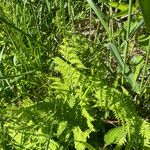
109;2;128;11
130;55;144;81
130;19;144;38
109;1;138;18
138;0;150;33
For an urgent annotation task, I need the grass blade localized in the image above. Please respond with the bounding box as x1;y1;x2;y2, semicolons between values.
107;43;140;94
138;0;150;33
140;39;150;91
45;0;50;13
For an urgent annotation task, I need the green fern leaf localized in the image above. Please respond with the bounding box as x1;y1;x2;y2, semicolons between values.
57;121;68;137
104;126;126;147
73;126;91;150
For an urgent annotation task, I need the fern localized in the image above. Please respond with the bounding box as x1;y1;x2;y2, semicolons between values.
50;34;150;149
95;86;150;149
1;34;149;149
50;35;97;149
73;126;91;150
104;126;126;147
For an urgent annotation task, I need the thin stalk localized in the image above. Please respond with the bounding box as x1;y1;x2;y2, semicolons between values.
109;0;113;34
140;38;150;93
60;0;66;35
123;0;133;81
45;0;50;13
45;123;53;150
68;0;75;32
109;0;113;73
89;7;92;40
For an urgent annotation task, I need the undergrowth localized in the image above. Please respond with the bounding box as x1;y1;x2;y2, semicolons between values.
0;0;150;149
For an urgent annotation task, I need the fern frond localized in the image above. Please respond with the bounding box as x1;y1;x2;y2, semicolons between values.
140;120;150;148
104;126;126;147
95;86;150;148
73;126;91;150
51;35;96;149
54;57;81;88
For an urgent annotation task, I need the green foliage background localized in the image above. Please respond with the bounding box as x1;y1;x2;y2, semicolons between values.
0;0;149;149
